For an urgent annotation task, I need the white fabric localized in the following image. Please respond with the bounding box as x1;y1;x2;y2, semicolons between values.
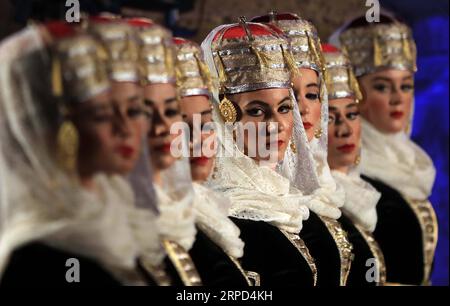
332;170;380;232
360;118;436;200
201;26;310;234
155;184;197;251
193;182;245;258
0;27;163;284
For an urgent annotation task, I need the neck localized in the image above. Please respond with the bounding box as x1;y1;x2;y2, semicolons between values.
80;175;97;191
332;165;350;175
153;170;162;186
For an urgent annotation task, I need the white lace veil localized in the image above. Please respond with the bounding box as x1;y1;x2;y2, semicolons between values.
154;121;197;251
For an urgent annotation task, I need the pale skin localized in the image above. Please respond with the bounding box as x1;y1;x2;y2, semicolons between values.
227;88;294;164
73;81;147;190
358;69;414;134
144;82;182;185
179;95;216;182
327;97;361;174
292;68;322;142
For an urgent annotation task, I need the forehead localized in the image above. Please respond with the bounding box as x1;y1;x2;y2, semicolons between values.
144;83;177;102
179;95;211;114
328;97;357;110
370;68;413;81
231;87;290;104
111;82;141;97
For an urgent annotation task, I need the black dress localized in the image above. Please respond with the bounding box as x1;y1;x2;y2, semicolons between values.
300;212;343;287
1;242;125;287
361;175;427;285
189;227;249;286
230;217;315;287
338;215;378;287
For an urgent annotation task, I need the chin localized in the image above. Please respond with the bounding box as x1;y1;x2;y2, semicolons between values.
154;156;176;171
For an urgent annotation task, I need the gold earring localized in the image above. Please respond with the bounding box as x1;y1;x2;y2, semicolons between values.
219;96;237;123
314;127;322;139
354;154;361;166
290;139;297;154
56;120;79;174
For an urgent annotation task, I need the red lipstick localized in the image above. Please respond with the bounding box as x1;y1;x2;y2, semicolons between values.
156;143;172;153
303;122;313;130
390;111;404;119
117;145;134;158
337;144;356;153
191;156;210;166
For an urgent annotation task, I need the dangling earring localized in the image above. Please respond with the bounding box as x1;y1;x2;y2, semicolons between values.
211;161;218;180
56;120;79;174
219;96;237;123
290;138;297;154
354;154;361;166
314;127;322;139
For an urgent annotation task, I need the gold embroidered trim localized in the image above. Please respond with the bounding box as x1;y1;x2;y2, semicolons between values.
139;259;172;286
280;230;318;286
405;198;439;286
319;216;354;286
226;255;258;286
353;223;387;286
162;239;202;286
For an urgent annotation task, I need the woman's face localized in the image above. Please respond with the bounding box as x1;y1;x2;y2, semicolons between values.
358;69;414;134
145;83;182;172
327;97;361;173
292;68;322;142
179;95;216;182
74;82;146;178
229;88;294;163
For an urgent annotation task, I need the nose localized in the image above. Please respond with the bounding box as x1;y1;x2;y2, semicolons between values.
335;118;352;138
152;109;170;137
389;86;404;106
114;108;132;138
299;100;310;116
269;112;287;134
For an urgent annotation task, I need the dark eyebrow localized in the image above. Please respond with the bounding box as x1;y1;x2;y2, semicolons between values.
245;100;268;107
144;99;154;106
278;96;291;105
201;109;212;115
329;106;338;112
403;75;414;81
306;83;319;89
127;95;141;103
372;77;392;82
165;97;177;104
346;102;358;109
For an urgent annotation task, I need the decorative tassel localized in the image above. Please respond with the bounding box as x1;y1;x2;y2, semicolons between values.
251;45;268;72
348;67;363;102
164;46;174;75
373;33;383;67
215;53;228;85
324;66;333;95
56;120;79;174
195;53;215;93
282;45;300;78
51;57;63;97
306;31;324;72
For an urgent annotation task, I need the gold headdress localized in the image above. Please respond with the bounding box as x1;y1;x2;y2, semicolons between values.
87;18;140;83
339;21;417;77
173;37;213;97
211;17;297;95
127;17;176;85
252;12;325;74
322;43;363;102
